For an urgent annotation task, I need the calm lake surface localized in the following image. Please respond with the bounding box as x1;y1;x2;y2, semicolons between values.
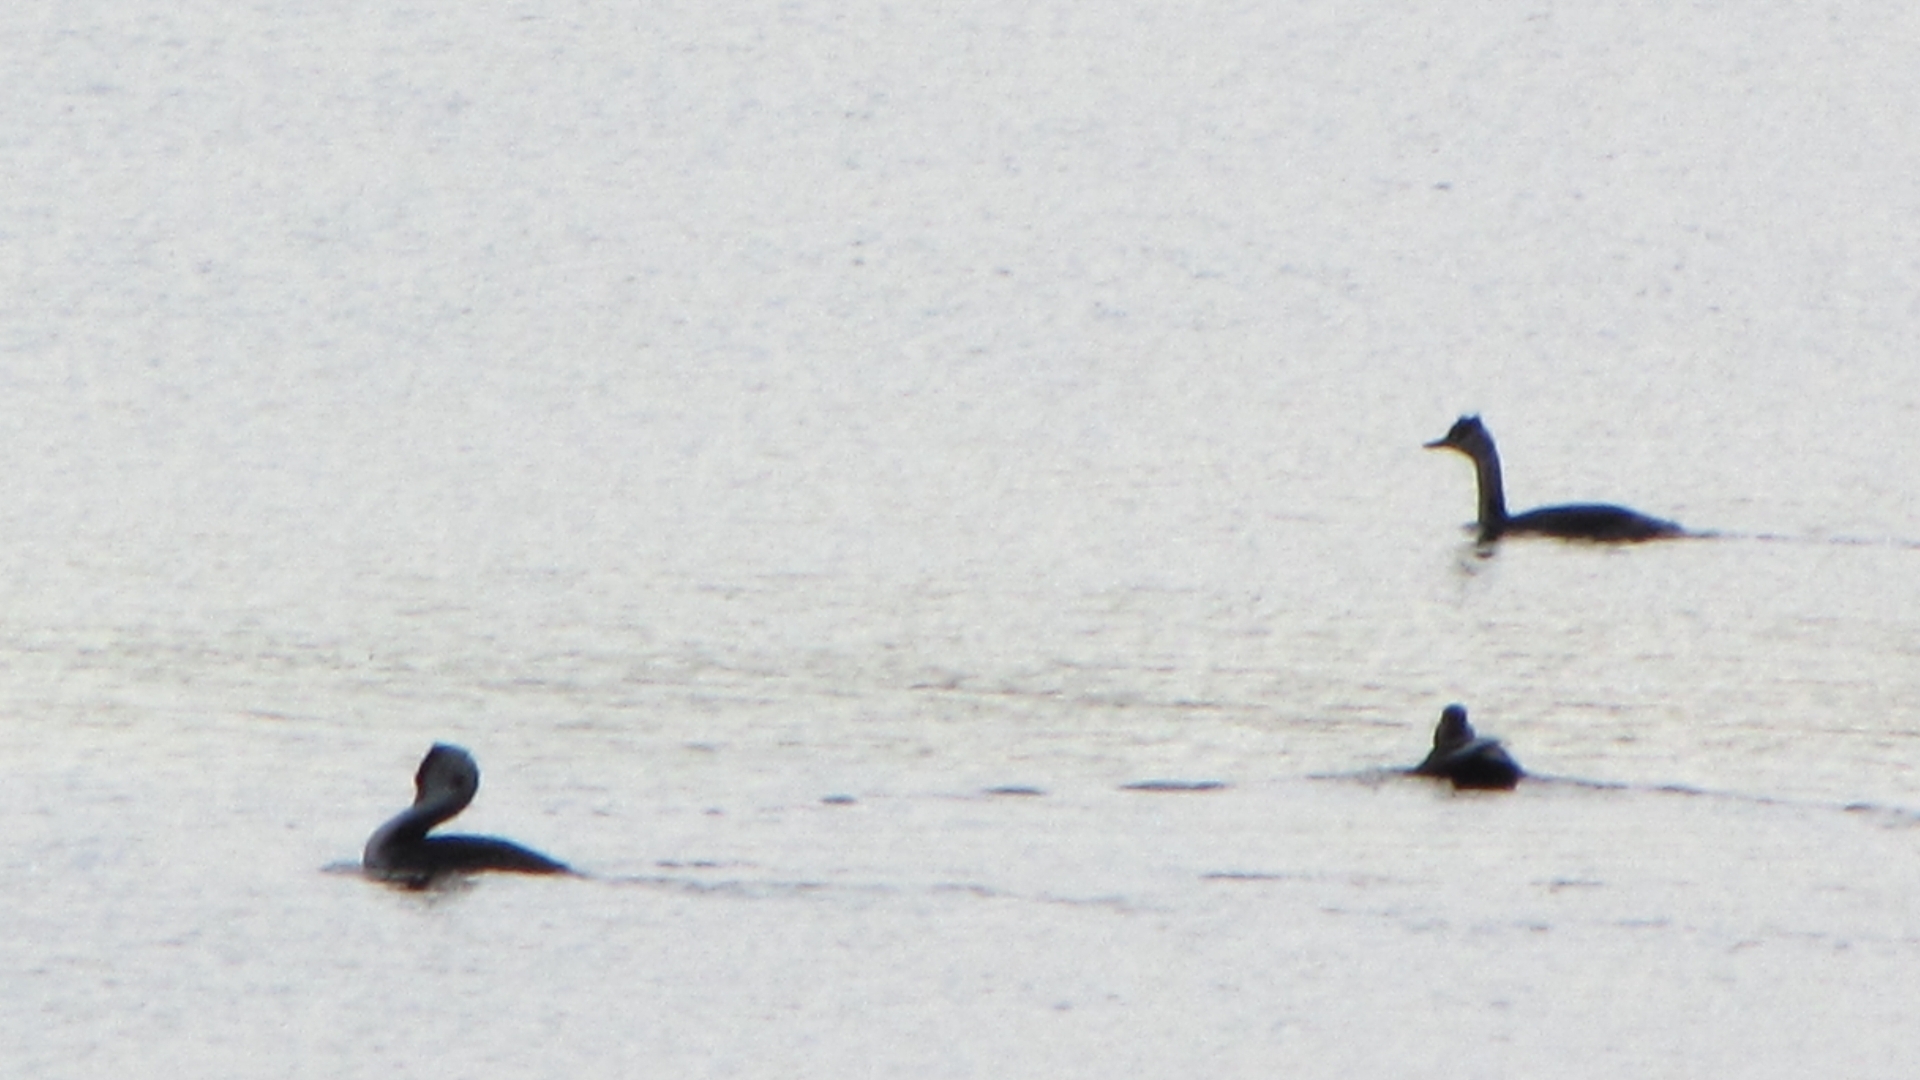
4;2;1920;1077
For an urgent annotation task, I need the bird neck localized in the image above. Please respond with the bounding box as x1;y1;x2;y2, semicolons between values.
1467;443;1510;539
372;787;470;850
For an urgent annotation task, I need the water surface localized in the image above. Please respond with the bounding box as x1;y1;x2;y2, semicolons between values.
3;2;1919;1077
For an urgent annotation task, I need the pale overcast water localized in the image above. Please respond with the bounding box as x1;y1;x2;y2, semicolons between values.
5;3;1920;1077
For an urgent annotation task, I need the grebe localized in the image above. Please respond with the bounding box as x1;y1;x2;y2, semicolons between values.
1425;415;1683;544
1410;704;1521;790
363;744;570;883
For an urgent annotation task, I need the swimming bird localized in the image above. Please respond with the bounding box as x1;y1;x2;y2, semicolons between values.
363;743;570;884
1410;704;1521;790
1425;415;1683;544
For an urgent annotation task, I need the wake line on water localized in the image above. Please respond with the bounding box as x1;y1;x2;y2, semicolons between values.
1450;527;1920;565
592;872;1144;912
327;859;1140;908
1679;529;1920;550
1316;767;1920;823
1457;531;1920;551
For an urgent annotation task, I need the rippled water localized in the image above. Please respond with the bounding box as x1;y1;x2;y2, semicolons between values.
5;2;1920;1077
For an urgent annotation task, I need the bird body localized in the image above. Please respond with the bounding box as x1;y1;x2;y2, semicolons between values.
1411;704;1521;790
1425;415;1682;544
364;744;569;884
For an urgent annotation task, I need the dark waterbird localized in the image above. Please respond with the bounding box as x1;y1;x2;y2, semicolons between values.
1425;415;1683;544
1410;704;1522;790
363;743;571;885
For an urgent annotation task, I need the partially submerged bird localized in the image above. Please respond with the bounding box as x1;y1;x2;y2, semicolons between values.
363;743;570;885
1425;415;1683;544
1410;704;1521;790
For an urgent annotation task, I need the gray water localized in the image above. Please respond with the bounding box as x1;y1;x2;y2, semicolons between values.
5;2;1920;1077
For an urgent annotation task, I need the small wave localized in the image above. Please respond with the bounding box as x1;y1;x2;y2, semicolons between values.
1119;778;1229;792
1689;529;1920;550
